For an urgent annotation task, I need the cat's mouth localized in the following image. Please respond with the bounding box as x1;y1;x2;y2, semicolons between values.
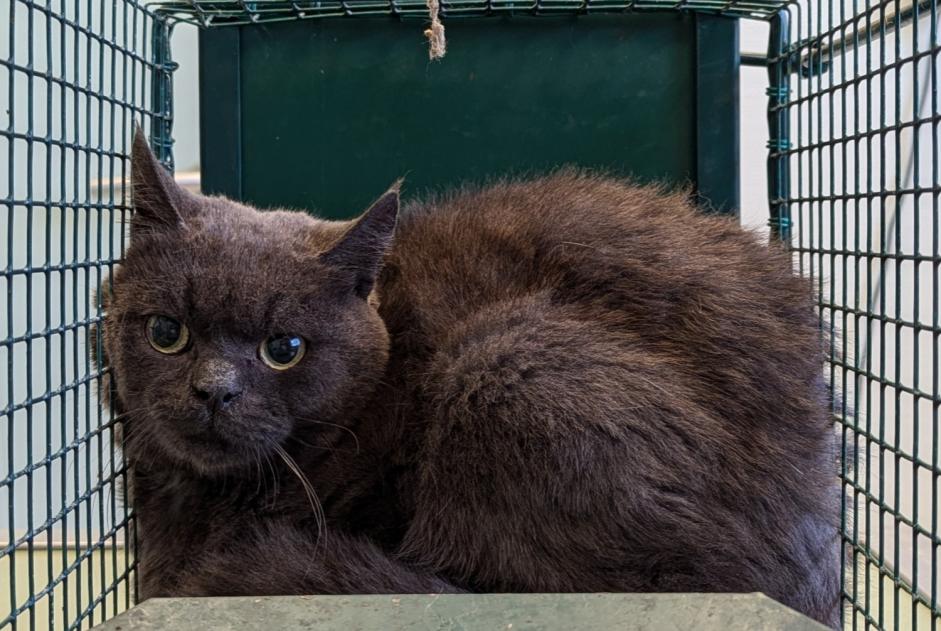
146;403;287;475
187;431;237;452
171;419;261;473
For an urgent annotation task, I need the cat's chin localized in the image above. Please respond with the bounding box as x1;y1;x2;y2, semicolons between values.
165;431;264;477
180;448;257;477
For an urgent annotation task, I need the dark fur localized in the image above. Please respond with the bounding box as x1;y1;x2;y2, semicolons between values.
97;130;841;627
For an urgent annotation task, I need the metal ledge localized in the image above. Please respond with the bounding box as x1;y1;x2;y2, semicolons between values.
91;593;828;630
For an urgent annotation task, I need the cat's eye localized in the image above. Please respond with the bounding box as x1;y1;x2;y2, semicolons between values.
146;315;190;354
260;335;306;370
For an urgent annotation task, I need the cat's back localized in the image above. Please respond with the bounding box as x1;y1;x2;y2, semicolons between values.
382;169;813;351
380;169;828;467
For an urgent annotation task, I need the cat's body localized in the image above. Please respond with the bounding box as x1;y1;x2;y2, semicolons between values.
101;132;841;628
380;178;840;612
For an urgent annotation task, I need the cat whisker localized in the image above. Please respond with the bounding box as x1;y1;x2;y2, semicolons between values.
252;445;264;499
284;434;357;455
271;442;327;550
292;416;361;455
262;449;279;507
114;406;166;474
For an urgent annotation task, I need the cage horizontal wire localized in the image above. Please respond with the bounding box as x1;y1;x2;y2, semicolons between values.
152;0;793;24
2;0;940;629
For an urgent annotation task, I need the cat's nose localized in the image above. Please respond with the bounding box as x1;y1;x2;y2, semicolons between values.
192;384;243;413
191;358;242;414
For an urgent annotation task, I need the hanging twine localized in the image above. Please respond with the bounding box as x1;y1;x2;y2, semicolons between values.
424;0;446;60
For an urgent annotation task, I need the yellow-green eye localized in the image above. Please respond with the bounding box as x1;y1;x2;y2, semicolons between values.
260;335;305;370
146;315;189;354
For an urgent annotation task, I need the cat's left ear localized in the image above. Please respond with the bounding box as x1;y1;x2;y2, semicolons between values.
321;182;401;299
131;125;189;231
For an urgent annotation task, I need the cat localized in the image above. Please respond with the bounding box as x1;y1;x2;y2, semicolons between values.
96;129;842;628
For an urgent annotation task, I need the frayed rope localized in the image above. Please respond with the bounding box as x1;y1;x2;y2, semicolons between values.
424;0;446;60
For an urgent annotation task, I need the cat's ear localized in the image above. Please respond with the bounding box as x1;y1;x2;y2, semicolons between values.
321;182;401;299
131;125;188;230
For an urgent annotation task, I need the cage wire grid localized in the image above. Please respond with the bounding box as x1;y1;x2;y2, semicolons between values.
1;0;174;628
766;0;941;627
1;0;940;629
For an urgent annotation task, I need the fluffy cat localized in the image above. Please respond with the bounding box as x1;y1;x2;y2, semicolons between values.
97;130;841;628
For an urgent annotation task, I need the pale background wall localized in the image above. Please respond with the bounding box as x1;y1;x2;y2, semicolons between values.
171;25;200;173
740;20;771;231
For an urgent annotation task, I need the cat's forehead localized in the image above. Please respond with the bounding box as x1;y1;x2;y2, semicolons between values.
120;200;344;333
194;199;333;248
181;204;325;277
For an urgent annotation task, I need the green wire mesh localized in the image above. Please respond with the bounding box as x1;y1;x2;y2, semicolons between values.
152;0;792;24
1;1;174;628
767;0;941;628
3;0;941;630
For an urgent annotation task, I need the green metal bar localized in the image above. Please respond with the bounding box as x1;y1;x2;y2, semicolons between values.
42;1;56;628
740;51;768;64
931;0;939;624
105;0;123;617
5;1;19;628
94;0;110;623
198;27;242;198
151;19;178;168
864;0;875;622
875;0;887;622
151;0;796;24
891;0;903;625
24;0;37;627
57;0;72;621
695;14;741;214
766;9;791;240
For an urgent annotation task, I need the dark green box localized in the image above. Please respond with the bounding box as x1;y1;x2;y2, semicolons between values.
199;13;739;219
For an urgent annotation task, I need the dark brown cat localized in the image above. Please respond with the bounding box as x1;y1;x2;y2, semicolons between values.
98;130;841;627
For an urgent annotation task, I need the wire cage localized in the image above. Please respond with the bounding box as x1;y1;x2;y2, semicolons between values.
767;1;940;628
1;1;174;629
0;0;938;629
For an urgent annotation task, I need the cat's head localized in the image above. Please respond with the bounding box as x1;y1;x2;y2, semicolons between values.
102;129;398;475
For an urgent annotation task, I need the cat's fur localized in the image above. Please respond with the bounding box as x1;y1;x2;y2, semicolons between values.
97;130;841;627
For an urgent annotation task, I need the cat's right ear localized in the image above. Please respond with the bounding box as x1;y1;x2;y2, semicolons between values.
131;125;187;231
320;183;401;299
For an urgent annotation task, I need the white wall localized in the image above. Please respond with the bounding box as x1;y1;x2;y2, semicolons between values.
741;19;772;232
170;24;200;173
